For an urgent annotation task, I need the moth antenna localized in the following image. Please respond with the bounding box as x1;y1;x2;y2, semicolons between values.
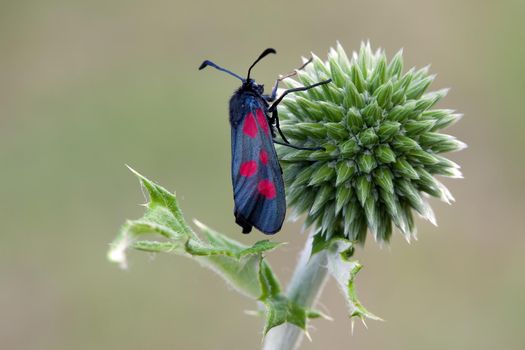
246;48;276;81
199;60;244;81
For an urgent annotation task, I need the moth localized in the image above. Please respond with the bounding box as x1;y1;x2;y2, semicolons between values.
199;48;331;234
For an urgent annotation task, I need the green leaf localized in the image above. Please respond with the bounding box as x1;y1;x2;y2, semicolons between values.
311;232;332;256
325;239;382;326
108;168;284;301
262;294;307;335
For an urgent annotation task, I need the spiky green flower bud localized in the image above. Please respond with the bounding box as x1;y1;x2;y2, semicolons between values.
278;42;465;243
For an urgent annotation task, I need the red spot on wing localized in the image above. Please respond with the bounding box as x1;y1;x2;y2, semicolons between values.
240;160;257;177
242;112;258;138
260;149;269;165
257;179;276;199
255;109;269;135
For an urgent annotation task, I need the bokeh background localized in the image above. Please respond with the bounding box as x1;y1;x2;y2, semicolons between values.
1;0;524;349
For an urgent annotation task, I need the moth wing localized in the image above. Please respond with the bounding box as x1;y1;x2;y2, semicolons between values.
230;97;285;234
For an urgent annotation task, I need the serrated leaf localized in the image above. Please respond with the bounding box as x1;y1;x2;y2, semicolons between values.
108;168;284;303
186;237;281;259
262;294;308;335
311;233;332;256
326;239;382;325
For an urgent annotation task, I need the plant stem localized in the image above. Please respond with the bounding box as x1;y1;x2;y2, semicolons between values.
262;233;330;350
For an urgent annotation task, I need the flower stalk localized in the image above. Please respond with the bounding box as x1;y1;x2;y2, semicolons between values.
263;233;330;350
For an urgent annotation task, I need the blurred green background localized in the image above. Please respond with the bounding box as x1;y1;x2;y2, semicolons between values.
1;0;524;349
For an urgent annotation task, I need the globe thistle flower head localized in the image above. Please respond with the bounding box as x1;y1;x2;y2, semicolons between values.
278;42;465;244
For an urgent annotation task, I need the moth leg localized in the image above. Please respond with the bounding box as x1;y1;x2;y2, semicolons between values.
268;79;332;112
270;108;290;144
264;57;314;102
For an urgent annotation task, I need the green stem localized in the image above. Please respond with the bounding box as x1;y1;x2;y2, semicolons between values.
262;233;330;350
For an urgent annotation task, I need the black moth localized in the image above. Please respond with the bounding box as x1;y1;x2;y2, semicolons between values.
199;48;331;234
